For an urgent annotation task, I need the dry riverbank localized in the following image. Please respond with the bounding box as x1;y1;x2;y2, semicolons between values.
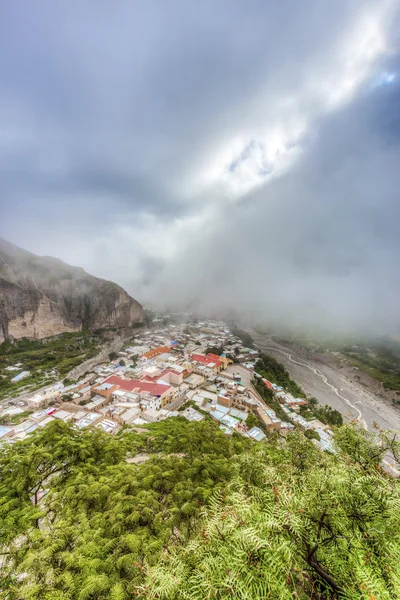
249;329;400;432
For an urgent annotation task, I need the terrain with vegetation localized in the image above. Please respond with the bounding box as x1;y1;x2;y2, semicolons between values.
0;418;399;599
0;331;102;401
271;330;400;395
249;327;400;432
0;238;143;343
254;353;343;427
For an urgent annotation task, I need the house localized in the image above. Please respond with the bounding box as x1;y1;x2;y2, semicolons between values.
0;425;13;440
143;367;184;386
256;406;281;432
218;389;233;408
206;353;230;370
28;394;48;409
90;382;117;403
184;373;205;389
119;407;141;425
11;371;30;383
52;410;73;422
247;427;266;442
142;408;163;423
191;354;222;374
142;346;171;361
105;375;174;407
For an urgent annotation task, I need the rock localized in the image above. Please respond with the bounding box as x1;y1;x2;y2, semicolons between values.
0;238;143;342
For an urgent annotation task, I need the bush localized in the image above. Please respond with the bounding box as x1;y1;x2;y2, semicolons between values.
304;429;321;441
245;413;259;429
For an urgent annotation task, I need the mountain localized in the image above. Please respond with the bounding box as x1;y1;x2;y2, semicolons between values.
0;238;143;342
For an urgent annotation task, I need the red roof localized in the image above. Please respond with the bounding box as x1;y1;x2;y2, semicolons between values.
207;353;224;363
191;354;222;368
105;375;171;397
263;379;272;389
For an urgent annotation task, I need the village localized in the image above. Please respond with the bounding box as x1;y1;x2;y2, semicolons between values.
0;320;335;452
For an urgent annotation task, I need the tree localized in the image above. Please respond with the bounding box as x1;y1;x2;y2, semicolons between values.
1;420;399;599
304;428;321;441
109;351;118;361
206;346;223;356
119;359;126;366
143;427;400;599
0;419;248;599
245;413;259;429
255;353;304;396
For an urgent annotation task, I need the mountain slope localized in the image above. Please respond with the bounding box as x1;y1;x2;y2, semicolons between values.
0;238;143;342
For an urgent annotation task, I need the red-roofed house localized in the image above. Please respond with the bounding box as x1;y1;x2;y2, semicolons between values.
142;346;171;361
105;375;174;406
191;354;222;374
206;353;230;369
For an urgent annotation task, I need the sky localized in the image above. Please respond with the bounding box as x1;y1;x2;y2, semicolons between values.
1;0;400;333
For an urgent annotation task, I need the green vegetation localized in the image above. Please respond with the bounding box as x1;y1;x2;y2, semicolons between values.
300;399;344;427
276;332;400;392
232;326;255;348
0;332;101;400
304;428;321;441
108;351;118;361
245;412;259;429
255;352;304;396
253;378;288;422
1;419;399;598
0;410;33;426
206;346;224;356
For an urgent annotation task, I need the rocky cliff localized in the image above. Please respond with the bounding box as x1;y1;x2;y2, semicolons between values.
0;238;143;343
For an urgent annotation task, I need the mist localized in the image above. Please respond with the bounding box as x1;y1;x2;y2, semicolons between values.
0;0;399;335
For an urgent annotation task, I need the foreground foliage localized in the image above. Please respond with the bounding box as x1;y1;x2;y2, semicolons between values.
0;419;399;599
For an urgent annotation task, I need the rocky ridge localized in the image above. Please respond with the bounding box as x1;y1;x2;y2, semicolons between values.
0;238;143;342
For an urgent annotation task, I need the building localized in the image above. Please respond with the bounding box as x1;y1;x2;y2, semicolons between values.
206;353;230;370
256;406;281;432
143;367;184;387
247;426;266;442
142;346;171;361
191;354;222;374
184;373;205;389
28;394;48;409
0;425;13;440
105;375;174;407
142;408;163;423
90;382;117;403
11;371;30;383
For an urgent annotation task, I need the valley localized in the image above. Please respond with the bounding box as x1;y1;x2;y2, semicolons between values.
250;328;400;432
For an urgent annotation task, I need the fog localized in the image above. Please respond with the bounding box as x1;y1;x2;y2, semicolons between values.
0;0;399;334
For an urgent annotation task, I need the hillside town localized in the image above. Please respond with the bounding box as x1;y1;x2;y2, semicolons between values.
0;321;335;452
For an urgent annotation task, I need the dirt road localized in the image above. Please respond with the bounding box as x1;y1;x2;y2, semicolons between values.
66;334;128;380
226;364;264;402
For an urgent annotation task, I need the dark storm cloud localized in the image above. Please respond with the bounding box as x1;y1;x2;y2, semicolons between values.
152;80;400;332
0;0;399;332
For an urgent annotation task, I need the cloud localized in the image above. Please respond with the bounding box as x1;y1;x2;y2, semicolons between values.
0;0;399;333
